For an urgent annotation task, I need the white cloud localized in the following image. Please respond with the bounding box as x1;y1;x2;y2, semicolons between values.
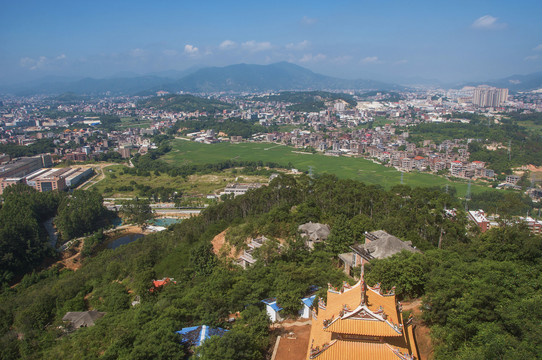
301;16;317;25
241;40;272;52
525;55;539;61
299;53;326;63
533;44;542;51
56;54;66;60
471;15;506;29
361;56;380;64
219;40;237;50
394;59;408;65
184;44;199;55
19;55;55;70
286;40;310;50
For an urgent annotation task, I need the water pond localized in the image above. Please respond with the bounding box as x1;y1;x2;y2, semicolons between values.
108;233;145;249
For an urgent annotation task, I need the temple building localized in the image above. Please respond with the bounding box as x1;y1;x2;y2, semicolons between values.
305;269;419;360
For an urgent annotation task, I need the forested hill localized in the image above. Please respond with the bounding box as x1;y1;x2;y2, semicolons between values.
0;175;540;359
137;94;235;113
161;62;399;93
252;91;357;112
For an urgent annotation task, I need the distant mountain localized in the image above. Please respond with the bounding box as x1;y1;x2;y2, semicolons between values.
469;71;542;92
6;76;173;96
162;62;399;93
1;62;400;95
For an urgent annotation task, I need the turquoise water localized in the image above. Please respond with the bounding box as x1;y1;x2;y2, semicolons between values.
108;233;145;249
151;218;183;226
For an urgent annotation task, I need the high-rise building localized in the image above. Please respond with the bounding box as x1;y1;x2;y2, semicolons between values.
472;86;509;107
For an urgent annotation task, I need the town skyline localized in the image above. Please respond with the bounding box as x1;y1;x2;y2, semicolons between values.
1;0;542;85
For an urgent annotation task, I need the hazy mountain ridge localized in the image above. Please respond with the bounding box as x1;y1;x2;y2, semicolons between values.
1;62;400;96
160;62;400;93
468;71;542;92
3;63;542;95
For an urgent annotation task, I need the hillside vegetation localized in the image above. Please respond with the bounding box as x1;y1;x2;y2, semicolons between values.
138;94;235;113
0;175;540;360
252;91;357;112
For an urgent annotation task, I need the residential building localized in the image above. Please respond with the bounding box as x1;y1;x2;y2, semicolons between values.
221;183;263;197
472;86;509;107
468;210;490;232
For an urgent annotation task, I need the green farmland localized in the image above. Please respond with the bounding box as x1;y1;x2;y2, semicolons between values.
162;140;494;196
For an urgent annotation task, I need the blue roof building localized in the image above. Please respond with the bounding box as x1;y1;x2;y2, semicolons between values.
261;298;284;323
299;295;316;318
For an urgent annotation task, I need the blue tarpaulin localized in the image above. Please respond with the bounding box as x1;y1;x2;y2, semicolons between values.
176;325;228;347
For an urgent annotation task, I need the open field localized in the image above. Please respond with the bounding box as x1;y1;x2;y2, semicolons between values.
354;116;395;129
118;116;152;129
515;120;542;134
90;164;270;198
162;140;494;195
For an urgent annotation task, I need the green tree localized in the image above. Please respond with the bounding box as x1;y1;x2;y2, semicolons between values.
121;197;153;229
196;330;263;360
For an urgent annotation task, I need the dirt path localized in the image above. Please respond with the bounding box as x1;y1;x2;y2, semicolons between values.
80;163;124;190
402;299;433;360
273;322;312;360
402;298;422;314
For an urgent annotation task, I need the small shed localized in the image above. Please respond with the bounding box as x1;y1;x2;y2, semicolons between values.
299;295;316;319
261;298;284;323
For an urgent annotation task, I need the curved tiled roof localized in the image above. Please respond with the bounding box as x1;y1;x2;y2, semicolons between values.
325;317;401;337
310;340;412;360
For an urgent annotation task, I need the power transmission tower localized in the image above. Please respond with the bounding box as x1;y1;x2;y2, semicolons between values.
465;180;471;211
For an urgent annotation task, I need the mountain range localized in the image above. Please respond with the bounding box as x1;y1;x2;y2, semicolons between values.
1;62;399;96
2;62;541;95
468;71;542;92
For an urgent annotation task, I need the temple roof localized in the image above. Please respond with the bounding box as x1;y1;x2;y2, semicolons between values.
306;273;417;359
309;340;414;360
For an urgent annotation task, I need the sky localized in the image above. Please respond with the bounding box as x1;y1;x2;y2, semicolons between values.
1;0;541;85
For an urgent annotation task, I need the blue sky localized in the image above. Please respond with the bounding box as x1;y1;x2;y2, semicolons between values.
1;0;541;84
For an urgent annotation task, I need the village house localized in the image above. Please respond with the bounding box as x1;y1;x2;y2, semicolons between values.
298;222;331;250
62;311;106;330
339;230;420;276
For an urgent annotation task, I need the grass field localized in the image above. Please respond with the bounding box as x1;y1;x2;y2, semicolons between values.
91;164;270;198
162;140;494;196
515;120;542;134
119;117;151;129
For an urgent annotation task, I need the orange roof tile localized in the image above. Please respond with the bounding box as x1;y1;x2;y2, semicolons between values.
311;340;411;360
325;318;401;337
